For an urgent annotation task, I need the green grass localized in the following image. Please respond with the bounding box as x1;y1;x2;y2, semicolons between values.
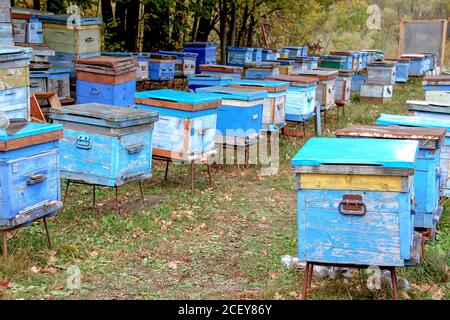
0;77;448;300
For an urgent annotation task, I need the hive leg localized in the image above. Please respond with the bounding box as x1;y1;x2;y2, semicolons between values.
139;180;145;205
301;262;313;300
43;216;53;249
92;185;96;208
191;160;195;192
207;163;212;187
1;231;7;259
115;186;119;213
390;267;399;300
164;159;170;182
302;122;307;141
63;180;71;204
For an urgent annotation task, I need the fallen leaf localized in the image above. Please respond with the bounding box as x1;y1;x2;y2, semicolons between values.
268;272;279;280
29;266;40;274
0;277;9;290
42;267;58;274
168;261;178;271
273;292;284;300
90;251;99;258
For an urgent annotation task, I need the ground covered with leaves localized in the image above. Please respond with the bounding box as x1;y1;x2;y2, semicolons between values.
0;78;448;300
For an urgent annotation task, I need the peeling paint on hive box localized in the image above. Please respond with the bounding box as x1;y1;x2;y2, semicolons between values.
291;137;420;266
50;103;158;187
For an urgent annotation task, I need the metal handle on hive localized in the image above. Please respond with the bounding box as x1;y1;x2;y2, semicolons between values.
27;173;48;185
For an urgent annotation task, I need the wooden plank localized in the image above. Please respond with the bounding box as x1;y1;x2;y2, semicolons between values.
292;165;412;176
0;130;63;151
299;173;406;192
73;55;135;67
30;94;47;123
76;70;136;85
74;64;137;76
134;97;220;112
228;84;289;93
335;125;445;141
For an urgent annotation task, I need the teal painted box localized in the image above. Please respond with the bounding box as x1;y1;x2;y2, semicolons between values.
292;137;421;266
135;89;220;162
336;125;446;232
50;103;159;187
0;123;63;229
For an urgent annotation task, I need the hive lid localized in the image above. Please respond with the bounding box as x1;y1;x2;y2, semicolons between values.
294;70;339;80
50;103;158;126
423;75;450;85
320;55;346;61
376;114;450;133
269;59;295;65
73;55;135;67
267;75;318;85
407;100;450;109
315;67;354;76
159;51;198;58
183;42;216;48
329;51;354;56
135;89;220;104
196;86;267;100
0;123;63;151
244;61;280;68
199;64;243;73
401;54;426;60
188;74;234;81
291;137;419;169
367;61;397;67
385;58;410;63
229;79;290;92
39;15;102;25
335;125;446;141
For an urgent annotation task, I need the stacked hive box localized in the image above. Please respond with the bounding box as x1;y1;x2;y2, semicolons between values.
199;64;243;81
227;47;253;67
11;7;52;44
376;114;450;198
361;49;384;64
385;58;410;83
252;48;263;62
0;123;63;232
282;46;308;57
336;125;445;233
41;15;102;78
228;79;289;132
183;42;216;73
159;51;197;78
0;46;32;120
327;52;354;70
243;61;280;79
407;100;450;120
294;69;338;112
74;55;137;106
269;59;294;75
360;61;396;103
420;52;438;72
135;89;220;162
188;74;233;91
196;86;266;147
277;58;303;73
267;75;318;125
102;52;149;81
334;69;353;105
16;43;54;70
51;104;158;187
148;53;176;81
262;49;278;61
401;54;427;77
0;0;13;46
423;75;450;104
319;56;347;70
292;137;421;267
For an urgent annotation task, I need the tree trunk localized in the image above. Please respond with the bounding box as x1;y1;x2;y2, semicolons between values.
125;0;140;51
228;1;237;46
101;0;113;25
219;0;228;64
33;0;40;10
142;1;170;52
172;0;186;50
195;0;216;42
191;11;199;41
246;13;256;47
46;0;66;14
114;0;127;49
237;3;249;47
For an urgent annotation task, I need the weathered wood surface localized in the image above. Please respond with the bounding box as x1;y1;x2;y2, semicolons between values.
0;130;63;151
76;70;136;85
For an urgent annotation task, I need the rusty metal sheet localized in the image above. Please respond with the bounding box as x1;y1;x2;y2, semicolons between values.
335;125;446;141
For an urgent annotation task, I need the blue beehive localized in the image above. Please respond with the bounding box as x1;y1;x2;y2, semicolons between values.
183;42;217;73
196;86;266;146
360;51;368;69
199;64;243;81
401;54;427;76
134;89;220;161
149;53;176;81
252;48;263;62
227;47;253;66
385;58;410;83
262;49;278;61
292;137;421;266
229;79;289;132
268;75;317;123
244;62;280;79
159;51;198;77
50;52;99;78
283;46;308;57
327;53;353;70
27;16;43;43
50;103;158;187
376;114;450;199
351;74;366;92
76;80;136;106
0;123;63;228
188;74;233;91
336;125;446;232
